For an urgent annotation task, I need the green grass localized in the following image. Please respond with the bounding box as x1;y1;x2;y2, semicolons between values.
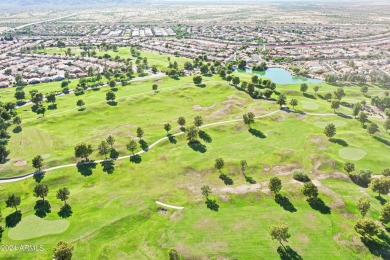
0;52;389;259
8;214;70;240
338;148;367;161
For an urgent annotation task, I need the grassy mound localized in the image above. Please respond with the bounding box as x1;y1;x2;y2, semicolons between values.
338;148;367;161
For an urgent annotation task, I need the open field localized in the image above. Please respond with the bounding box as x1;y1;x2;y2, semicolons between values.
0;50;389;259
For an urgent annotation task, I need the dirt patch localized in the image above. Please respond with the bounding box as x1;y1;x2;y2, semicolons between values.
157;207;168;215
13;160;27;166
41;154;51;159
271;164;300;176
297;234;310;244
153;79;163;84
309;136;325;144
170;210;183;221
192;103;217;111
159;155;168;161
317;172;349;181
216;183;260;195
333;232;362;247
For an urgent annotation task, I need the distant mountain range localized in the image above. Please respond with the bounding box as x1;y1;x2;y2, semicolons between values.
0;0;147;6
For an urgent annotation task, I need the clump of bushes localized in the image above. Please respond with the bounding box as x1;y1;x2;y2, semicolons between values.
293;169;310;182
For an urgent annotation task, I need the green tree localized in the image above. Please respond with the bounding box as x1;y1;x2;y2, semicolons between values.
289;98;298;110
269;222;291;249
109;80;116;88
126;140;138;154
367;123;379;135
324;124;336;139
385;118;390;132
32;155;44;171
76;99;85;109
193;75;202;85
164;123;172;134
34;184;49;202
240;160;248;175
53;241;74;260
106;91;116;102
276;94;287;107
74;142;93;161
331;100;340;113
98;141;110;160
214;158;224;172
46;93;56;104
344;162;355;174
357;198;370;218
251;75;259;84
358;112;368;126
360;86;368;95
0;145;10;162
36;106;46;117
168;248;180;260
300;83;308;93
194;116;203;128
56;188;70;205
13;116;22;126
354;219;379;238
380;202;390;224
201;185;212;200
177;117;186;129
334;87;345;100
370;176;390;197
14;90;25;100
232;76;240;86
152;84;158;93
106;135;115;149
324;93;332;101
186;126;198;142
269;177;282;194
383;168;390;177
136;127;144;140
313;86;320;94
302;182;318;199
352;103;362;118
6;194;21;211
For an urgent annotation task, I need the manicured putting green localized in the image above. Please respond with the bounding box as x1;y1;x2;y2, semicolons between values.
8;215;70;240
339;148;366;161
301;101;319;110
315;120;347;128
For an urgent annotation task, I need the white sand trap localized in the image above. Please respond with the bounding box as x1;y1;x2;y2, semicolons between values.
302;101;319;110
315;120;347;128
339;148;366;161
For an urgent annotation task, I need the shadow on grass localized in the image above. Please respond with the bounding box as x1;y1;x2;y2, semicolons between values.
34;200;51;218
48;104;57;110
188;141;207;153
78;107;86;112
303;93;316;99
307;198;331;214
375;195;387;205
101;160;115;174
139;140;149;151
168;134;177;144
76;162;97;177
349;174;369;188
361;234;390;259
110;148;119;159
336;112;352;119
330;138;348;147
196;83;206;88
373;136;390;147
275;194;297;213
58;204;73;218
249;128;266;139
199;130;212;143
245;175;256;184
5;211;22;228
33;172;45;183
107;101;118;106
205;199;219;211
130;154;142;164
277;245;303;260
180;126;186;132
12;125;22;133
219;174;234;185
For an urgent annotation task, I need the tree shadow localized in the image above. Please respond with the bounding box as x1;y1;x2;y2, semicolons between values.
107;101;118;106
277;245;303;260
76;162;97;176
188;141;207;153
78;107;86;112
373;136;390;147
361;235;390;259
275;194;297;213
58;204;73;218
101;160;115;174
196;83;206;88
349;174;369;188
219;174;234;185
5;211;22;228
205;199;219;211
180;126;186;132
130;154;142;164
139;140;149;151
303;93;316;99
329;138;348;147
48;104;57;110
110;148;119;159
198;130;212;143
34;200;51;218
168;134;177;144
336;112;352;119
33;172;45;183
245;175;256;184
375;195;387;205
307;198;331;214
12;125;22;133
249;128;266;138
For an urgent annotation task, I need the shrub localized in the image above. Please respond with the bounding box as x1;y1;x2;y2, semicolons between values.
293;169;310;182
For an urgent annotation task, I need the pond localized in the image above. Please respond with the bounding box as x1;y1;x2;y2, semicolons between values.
236;67;323;85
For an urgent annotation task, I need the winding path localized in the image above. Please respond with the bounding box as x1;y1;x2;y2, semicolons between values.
0;109;343;184
156;201;184;210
